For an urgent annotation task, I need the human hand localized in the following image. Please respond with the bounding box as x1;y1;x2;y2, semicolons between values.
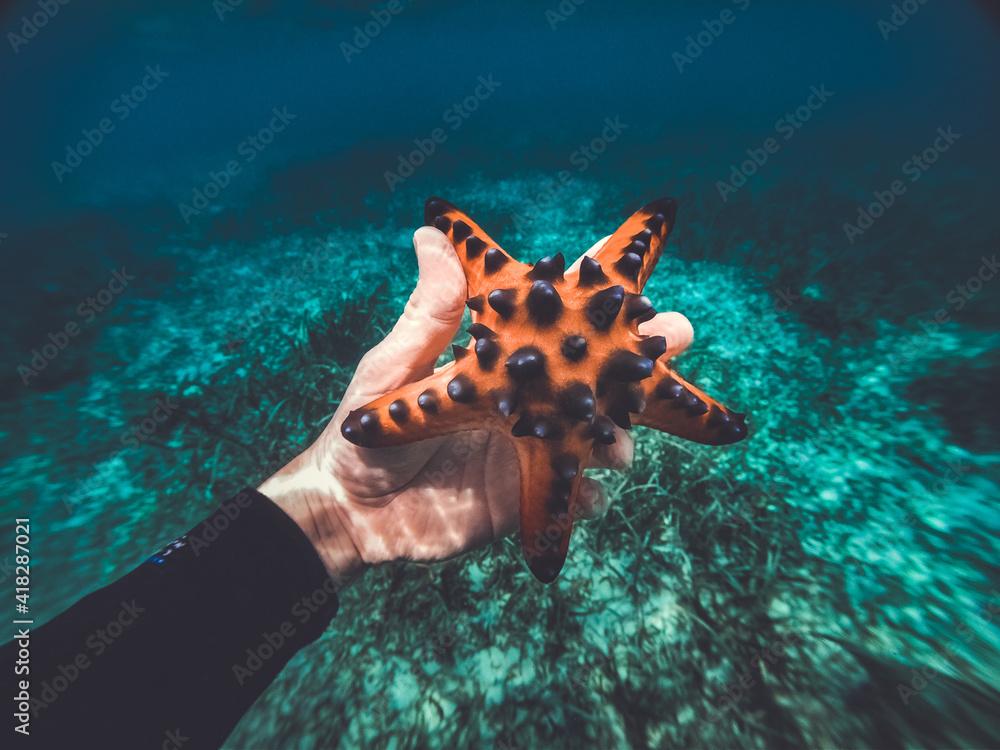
260;227;695;586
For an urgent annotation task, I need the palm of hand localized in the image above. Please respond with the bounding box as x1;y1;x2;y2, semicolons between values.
328;426;519;564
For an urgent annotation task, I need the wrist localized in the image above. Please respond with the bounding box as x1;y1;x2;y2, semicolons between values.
259;467;367;588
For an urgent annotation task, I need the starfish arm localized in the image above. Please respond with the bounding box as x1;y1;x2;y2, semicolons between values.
340;361;493;448
581;197;678;294
514;438;589;582
635;363;748;446
424;197;529;300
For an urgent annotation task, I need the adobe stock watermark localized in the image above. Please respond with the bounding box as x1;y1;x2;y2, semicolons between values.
716;85;834;202
919;254;998;331
231;576;338;686
877;254;997;381
62;394;185;517
158;479;341;569
860;457;971;563
523;488;594;572
509;115;628;232
384;75;501;192
842;126;960;244
772;286;801;314
213;0;244;22
17;267;134;387
156;490;255;559
177;106;297;223
896;600;998;706
26;599;145;719
50;65;169;182
226;233;338;345
708;632;802;722
340;0;407;63
423;428;495;490
877;0;931;40
121;396;180;449
568;115;628;172
159;728;189;750
7;0;71;54
545;0;586;30
673;0;751;73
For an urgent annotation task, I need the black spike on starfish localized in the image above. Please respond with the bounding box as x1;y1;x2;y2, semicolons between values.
341;196;749;582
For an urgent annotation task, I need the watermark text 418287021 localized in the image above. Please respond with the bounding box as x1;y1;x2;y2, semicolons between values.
13;517;32;737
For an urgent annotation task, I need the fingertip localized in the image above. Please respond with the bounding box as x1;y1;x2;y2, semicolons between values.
591;429;634;471
587;234;613;256
568;234;613;273
640;311;694;358
412;224;451;250
412;226;466;298
576;478;610;520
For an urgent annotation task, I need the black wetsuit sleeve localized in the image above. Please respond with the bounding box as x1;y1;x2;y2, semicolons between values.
3;488;339;750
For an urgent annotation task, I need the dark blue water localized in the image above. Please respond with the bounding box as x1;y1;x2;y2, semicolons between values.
2;2;998;748
2;1;998;229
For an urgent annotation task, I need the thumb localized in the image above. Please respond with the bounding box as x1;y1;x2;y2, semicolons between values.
347;227;467;402
639;311;694;358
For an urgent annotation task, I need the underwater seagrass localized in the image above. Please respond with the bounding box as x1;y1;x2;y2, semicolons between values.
341;197;748;581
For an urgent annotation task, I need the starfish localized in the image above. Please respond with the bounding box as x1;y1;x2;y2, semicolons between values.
341;196;748;582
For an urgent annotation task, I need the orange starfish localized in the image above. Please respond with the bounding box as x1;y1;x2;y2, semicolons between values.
341;197;748;581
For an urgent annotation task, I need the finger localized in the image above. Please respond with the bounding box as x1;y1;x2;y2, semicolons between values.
575;477;611;520
591;428;634;470
638;311;694;358
567;234;613;274
347;227;467;402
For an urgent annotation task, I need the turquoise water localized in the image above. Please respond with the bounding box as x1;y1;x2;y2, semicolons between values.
2;2;999;748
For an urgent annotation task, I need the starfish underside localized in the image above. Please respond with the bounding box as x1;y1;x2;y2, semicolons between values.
342;196;748;582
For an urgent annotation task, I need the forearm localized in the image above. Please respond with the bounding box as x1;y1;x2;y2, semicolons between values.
3;488;339;749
